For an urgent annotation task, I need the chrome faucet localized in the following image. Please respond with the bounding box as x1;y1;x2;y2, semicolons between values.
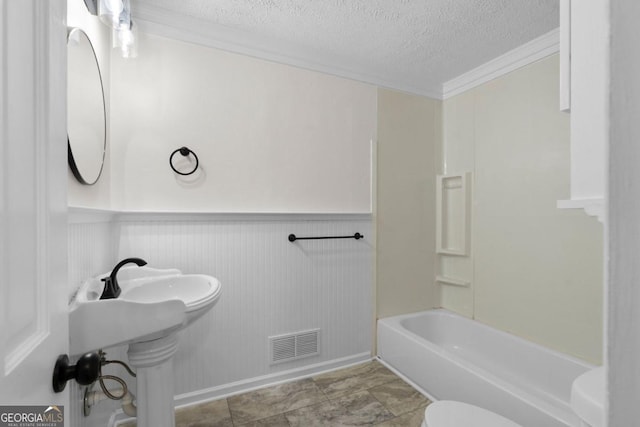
100;258;148;300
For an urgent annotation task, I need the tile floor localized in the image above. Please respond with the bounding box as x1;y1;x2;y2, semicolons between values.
120;360;431;427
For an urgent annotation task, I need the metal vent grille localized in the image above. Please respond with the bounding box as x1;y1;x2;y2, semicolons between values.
269;329;320;364
272;336;296;362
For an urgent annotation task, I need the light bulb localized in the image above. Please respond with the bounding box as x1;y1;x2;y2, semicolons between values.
114;21;138;58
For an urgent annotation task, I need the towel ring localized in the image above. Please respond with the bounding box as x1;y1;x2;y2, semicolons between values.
169;147;199;176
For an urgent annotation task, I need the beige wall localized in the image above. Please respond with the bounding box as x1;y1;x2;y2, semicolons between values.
376;89;441;319
110;33;376;213
441;54;604;364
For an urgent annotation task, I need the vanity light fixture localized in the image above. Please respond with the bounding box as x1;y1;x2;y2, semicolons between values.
83;0;137;58
98;0;130;30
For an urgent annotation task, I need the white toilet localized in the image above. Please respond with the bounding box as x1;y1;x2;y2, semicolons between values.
571;366;604;427
421;401;522;427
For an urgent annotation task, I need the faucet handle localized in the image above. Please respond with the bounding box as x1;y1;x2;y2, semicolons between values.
99;258;147;300
99;276;120;299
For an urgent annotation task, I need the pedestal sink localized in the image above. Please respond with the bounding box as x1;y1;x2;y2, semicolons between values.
69;266;222;427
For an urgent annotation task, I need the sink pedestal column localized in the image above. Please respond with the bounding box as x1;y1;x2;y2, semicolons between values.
128;332;179;427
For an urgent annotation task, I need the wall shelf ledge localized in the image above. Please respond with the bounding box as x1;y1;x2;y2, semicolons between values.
557;198;605;222
435;275;471;287
68;206;373;224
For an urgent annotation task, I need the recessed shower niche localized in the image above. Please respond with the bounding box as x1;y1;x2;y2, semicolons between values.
436;172;470;256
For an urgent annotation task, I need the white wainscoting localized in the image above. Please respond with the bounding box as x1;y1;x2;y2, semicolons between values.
67;211;374;426
68;219;119;427
117;215;374;396
68;220;116;298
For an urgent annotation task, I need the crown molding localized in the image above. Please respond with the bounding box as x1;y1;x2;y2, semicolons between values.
442;28;560;99
132;3;443;99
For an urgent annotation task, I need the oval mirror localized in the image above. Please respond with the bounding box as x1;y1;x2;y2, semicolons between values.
67;28;106;185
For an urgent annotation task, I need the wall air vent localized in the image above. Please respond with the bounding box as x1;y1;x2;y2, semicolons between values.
269;329;320;364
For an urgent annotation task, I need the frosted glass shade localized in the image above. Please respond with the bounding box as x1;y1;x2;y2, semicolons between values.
98;0;130;30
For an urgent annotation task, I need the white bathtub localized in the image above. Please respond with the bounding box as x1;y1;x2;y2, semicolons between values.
377;309;593;427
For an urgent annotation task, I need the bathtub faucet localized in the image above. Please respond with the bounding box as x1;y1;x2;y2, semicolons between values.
99;258;148;300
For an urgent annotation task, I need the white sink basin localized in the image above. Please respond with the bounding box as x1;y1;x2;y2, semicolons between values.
571;366;605;427
69;266;221;355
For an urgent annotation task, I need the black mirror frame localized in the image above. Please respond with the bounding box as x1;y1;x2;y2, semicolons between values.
67;27;107;186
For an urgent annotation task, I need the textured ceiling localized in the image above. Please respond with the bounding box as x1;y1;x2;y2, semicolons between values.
133;0;559;96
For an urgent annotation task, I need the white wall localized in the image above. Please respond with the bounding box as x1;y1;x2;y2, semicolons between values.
109;33;376;213
376;89;441;318
441;54;604;364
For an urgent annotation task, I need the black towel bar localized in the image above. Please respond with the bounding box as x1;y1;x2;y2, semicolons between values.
288;233;363;242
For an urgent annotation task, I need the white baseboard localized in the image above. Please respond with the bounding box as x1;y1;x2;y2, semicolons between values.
111;352;372;426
